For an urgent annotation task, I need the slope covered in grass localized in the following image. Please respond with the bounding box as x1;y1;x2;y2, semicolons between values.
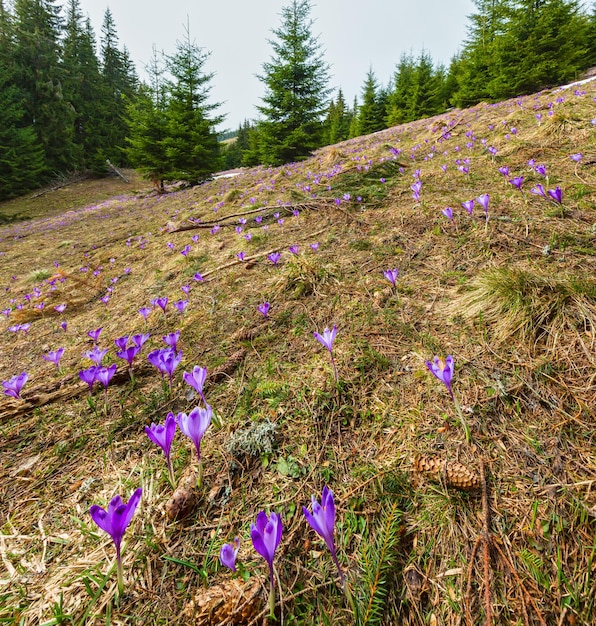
0;79;595;625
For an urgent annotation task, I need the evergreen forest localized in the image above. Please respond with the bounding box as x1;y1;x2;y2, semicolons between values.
1;0;596;200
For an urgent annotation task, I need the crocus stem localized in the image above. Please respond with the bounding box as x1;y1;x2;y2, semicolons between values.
197;459;203;488
343;580;357;618
453;393;471;443
330;353;338;382
129;367;135;386
268;576;276;620
167;459;175;488
116;553;124;596
331;552;345;586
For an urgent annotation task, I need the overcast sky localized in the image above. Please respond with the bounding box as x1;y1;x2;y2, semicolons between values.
76;0;476;131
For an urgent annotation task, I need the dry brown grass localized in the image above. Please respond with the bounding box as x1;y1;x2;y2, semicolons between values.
0;79;595;626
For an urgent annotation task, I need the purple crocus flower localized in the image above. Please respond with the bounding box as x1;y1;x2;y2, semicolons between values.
114;336;129;352
132;333;150;348
54;303;66;313
310;242;320;251
117;344;141;368
138;307;151;321
530;184;546;198
314;325;338;381
2;371;28;399
535;164;547;176
43;347;65;369
96;364;117;389
383;268;399;286
251;511;283;600
154;297;168;313
476;194;490;218
236;252;245;261
289;245;299;254
183;365;208;402
60;321;68;332
498;166;509;177
145;413;177;485
180;245;191;257
258;302;270;318
303;486;344;584
79;366;98;394
267;252;281;266
174;299;188;314
148;348;182;389
461;200;474;215
425;355;455;400
570;153;582;162
547;186;563;204
162;330;180;352
442;207;454;221
509;176;524;190
87;327;102;343
177;404;212;461
89;487;142;595
220;537;240;572
193;272;204;282
86;346;108;365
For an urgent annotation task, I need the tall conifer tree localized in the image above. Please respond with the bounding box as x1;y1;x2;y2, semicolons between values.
257;0;331;164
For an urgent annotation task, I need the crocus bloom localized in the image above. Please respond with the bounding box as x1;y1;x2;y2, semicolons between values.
258;302;270;317
425;355;455;400
96;364;117;389
498;166;509;177
509;176;524;190
174;299;188;314
310;242;320;251
114;335;129;351
220;537;240;572
86;346;108;365
177;404;212;460
163;330;180;352
303;486;344;583
289;245;299;254
442;207;454;221
193;273;204;282
154;297;168;313
87;327;103;343
476;194;490;217
251;511;282;588
461;200;474;215
145;413;177;484
132;333;150;348
531;184;546;198
79;366;98;394
138;307;151;320
547;186;563;204
89;487;142;595
535;164;547;176
117;344;141;368
570;153;582;162
314;326;337;353
2;371;28;399
43;347;65;369
54;304;66;313
268;252;281;265
183;365;208;401
383;269;399;286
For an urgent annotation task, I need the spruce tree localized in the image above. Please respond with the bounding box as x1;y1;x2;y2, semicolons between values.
408;51;443;120
125;48;169;191
257;0;331;164
386;53;416;125
62;0;105;172
0;3;45;200
99;8;137;166
12;0;76;176
163;24;223;184
322;89;352;145
356;69;386;135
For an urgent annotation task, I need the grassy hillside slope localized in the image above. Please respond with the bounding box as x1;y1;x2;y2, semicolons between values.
0;79;595;625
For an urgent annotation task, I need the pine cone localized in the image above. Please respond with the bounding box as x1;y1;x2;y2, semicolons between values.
182;577;264;625
166;466;198;521
413;455;480;491
209;349;247;384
